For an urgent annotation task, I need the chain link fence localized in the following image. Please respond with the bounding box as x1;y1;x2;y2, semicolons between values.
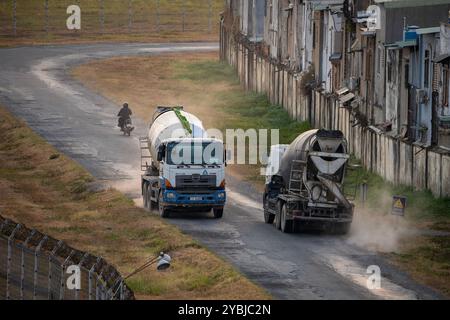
0;0;222;37
0;215;135;300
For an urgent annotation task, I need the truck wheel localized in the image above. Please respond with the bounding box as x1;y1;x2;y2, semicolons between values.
274;202;282;230
281;204;293;233
147;185;155;211
143;183;149;209
264;197;275;224
213;208;224;219
158;192;170;218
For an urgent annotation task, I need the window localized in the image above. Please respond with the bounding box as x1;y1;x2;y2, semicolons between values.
387;60;392;82
424;49;430;88
166;142;224;166
443;65;449;108
404;59;409;89
269;1;273;25
312;22;316;49
377;46;381;74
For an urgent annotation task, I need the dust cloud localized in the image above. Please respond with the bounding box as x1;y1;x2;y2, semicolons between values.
109;168;144;207
347;191;417;253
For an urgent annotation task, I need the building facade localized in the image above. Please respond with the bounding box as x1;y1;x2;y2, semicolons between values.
220;0;450;197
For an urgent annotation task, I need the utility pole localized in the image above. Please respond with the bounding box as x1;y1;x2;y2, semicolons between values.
182;0;186;32
208;0;212;33
13;0;16;36
44;0;49;35
156;0;160;32
99;0;104;34
128;0;132;32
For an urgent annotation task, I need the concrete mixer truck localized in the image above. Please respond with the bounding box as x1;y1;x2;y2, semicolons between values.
140;107;226;219
263;129;354;234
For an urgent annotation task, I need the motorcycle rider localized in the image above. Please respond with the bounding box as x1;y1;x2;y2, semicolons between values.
118;103;133;130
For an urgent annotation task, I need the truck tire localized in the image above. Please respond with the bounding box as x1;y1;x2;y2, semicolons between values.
158;192;170;218
264;197;275;224
213;208;224;219
280;204;293;233
143;183;149;209
274;202;282;230
147;185;155;211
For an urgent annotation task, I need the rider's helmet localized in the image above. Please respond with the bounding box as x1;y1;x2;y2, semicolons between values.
123;103;129;108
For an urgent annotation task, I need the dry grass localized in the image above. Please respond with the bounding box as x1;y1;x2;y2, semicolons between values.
0;105;270;300
0;0;221;47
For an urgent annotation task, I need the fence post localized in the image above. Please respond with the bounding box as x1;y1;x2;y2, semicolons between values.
6;224;21;300
182;0;186;32
48;241;63;300
128;0;132;32
360;182;368;207
60;250;75;300
96;271;104;300
21;230;36;300
12;0;16;36
208;0;212;33
33;236;47;300
76;253;89;300
99;0;104;34
156;0;160;32
44;0;49;35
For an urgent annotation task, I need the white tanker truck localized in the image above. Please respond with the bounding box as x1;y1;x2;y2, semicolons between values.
263;129;354;234
140;107;226;218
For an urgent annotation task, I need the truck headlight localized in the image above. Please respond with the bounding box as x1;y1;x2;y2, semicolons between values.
217;192;226;199
166;192;176;200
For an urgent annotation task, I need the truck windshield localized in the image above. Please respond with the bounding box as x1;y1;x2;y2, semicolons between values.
166;142;223;166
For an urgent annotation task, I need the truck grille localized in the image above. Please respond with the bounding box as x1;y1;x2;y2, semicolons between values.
175;175;217;189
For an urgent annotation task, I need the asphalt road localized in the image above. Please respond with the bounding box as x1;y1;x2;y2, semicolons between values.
0;42;443;300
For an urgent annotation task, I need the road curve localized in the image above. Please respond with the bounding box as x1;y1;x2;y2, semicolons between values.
0;43;443;300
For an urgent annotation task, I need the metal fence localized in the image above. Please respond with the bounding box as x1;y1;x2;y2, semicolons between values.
0;215;134;300
0;0;222;37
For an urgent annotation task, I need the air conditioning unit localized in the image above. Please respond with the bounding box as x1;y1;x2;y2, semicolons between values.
348;77;360;91
416;89;429;105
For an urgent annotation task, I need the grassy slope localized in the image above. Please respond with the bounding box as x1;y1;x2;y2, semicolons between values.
72;52;450;297
0;106;270;300
0;0;221;47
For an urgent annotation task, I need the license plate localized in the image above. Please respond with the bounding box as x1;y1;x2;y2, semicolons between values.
190;196;203;201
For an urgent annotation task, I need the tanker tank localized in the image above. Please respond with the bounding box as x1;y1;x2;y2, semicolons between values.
147;107;206;171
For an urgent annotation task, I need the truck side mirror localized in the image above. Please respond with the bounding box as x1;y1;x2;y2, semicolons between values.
157;145;165;162
224;149;232;167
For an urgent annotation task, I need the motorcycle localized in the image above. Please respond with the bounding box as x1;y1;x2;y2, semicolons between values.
121;118;134;136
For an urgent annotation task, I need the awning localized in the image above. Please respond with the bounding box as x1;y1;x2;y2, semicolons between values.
384;39;417;49
329;53;342;62
361;28;376;37
339;93;355;104
434;53;450;64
